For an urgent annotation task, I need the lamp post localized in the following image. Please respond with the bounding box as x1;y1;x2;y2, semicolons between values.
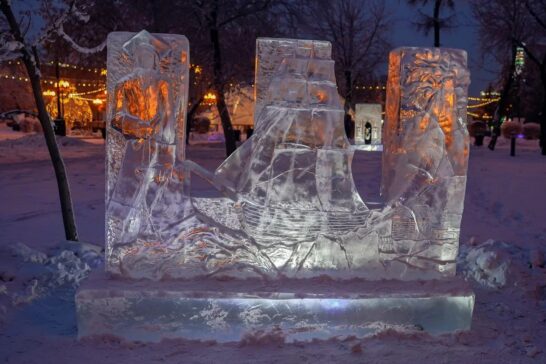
54;59;66;136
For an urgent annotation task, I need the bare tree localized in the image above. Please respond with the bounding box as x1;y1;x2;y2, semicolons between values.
303;0;391;137
77;0;280;156
517;0;546;155
185;0;276;157
472;0;546;155
408;0;455;47
0;0;105;240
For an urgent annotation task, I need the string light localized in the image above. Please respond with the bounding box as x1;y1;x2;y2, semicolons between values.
467;111;493;119
0;73;105;87
69;87;106;96
468;96;499;102
0;63;505;114
467;98;500;109
69;95;104;103
354;85;387;90
45;61;106;74
6;60;106;74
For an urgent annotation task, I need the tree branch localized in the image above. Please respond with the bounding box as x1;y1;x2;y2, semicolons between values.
525;0;546;30
217;0;273;28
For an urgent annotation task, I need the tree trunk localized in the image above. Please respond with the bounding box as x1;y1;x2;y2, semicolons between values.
539;71;546;156
433;0;441;47
510;136;516;156
185;96;203;145
216;91;237;156
209;17;236;157
343;69;353;139
1;0;79;241
55;59;62;118
489;44;517;151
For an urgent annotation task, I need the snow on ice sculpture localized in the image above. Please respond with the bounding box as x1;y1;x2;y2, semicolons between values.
105;31;191;278
379;47;470;275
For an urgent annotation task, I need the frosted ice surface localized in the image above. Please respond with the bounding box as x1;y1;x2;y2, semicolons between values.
254;38;332;128
213;40;368;249
380;47;470;274
105;31;191;278
106;34;470;281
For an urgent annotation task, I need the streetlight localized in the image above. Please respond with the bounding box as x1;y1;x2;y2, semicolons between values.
54;59;68;136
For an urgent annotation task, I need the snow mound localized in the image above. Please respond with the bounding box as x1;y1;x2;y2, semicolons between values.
460;240;512;288
0;133;92;148
2;241;103;308
11;242;48;264
239;327;286;347
460;239;546;291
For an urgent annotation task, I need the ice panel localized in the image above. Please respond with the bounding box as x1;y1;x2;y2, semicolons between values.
105;35;471;281
254;38;332;128
106;31;190;276
380;47;470;274
77;271;474;343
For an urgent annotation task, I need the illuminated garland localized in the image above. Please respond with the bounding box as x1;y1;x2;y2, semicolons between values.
0;66;503;114
70;95;104;104
1;74;29;82
467;98;500;109
4;60;106;74
468;96;499;102
0;73;105;87
69;87;107;96
467;111;493;119
355;85;386;90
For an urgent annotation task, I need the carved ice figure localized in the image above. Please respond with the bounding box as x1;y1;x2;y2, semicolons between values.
379;47;470;274
105;31;190;277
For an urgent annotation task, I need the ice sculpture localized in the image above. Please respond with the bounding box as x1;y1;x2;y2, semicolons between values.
79;36;473;342
105;31;191;278
380;47;470;275
355;103;382;145
104;37;471;281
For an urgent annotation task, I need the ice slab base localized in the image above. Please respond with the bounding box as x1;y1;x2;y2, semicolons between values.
352;144;384;152
76;271;474;343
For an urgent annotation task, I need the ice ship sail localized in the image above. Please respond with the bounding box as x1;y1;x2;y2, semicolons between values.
214;44;368;243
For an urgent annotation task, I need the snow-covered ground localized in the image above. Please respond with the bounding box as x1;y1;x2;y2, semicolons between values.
0;125;545;363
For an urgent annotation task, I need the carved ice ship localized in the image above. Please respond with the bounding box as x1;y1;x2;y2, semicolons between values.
76;34;474;343
213;42;370;243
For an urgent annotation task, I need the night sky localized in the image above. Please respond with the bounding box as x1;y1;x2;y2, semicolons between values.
15;0;494;97
387;0;493;95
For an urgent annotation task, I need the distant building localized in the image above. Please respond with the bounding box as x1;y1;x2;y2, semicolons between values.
355;103;382;145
